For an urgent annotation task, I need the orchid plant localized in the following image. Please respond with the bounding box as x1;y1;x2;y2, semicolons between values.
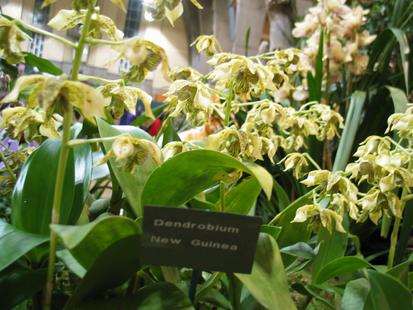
0;0;412;309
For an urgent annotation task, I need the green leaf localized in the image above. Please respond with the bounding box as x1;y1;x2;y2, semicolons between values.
96;117;159;216
12;139;76;234
75;283;194;310
395;200;413;264
162;118;181;147
364;270;412;310
0;221;48;272
341;278;370;310
386;86;408;113
308;30;324;102
314;256;372;284
69;144;93;224
273;179;290;211
389;28;410;93
386;256;413;286
24;52;63;76
51;215;140;270
333;91;366;171
280;242;315;259
196;288;232;310
142;150;273;206
311;227;348;283
223;177;261;215
57;249;86;278
131;104;166;127
0;264;47;309
65;235;141;308
260;224;282;240
235;233;296;310
271;191;312;248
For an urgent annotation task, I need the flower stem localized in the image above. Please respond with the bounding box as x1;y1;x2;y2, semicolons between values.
304;153;322;170
43;106;72;310
0;148;16;181
16;19;76;48
43;1;96;309
387;217;401;269
86;38;124;46
387;155;413;269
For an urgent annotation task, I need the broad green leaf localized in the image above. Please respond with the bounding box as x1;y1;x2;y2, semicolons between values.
65;235;141;308
280;242;315;259
386;256;413;286
0;221;48;272
131;104;166;127
386;86;408;113
75;283;194;310
308;30;323;101
314;256;372;284
273;179;290;211
0;264;46;309
235;233;296;310
96;117;159;216
142;150;273;206
311;227;348;282
333;91;366;171
68;144;93;224
57;249;86;278
364;270;412;310
271;191;312;248
162;118;181;147
389;28;410;93
12;139;76;234
260;224;282;240
341;278;370;310
51;215;140;270
24;52;63;76
396;201;413;264
223;177;261;215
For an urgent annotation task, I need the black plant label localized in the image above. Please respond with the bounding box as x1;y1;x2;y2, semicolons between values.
141;206;261;274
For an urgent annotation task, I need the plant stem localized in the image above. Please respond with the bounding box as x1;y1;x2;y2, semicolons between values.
43;2;96;309
304;153;322;170
387;155;413;269
16;19;76;48
66;136;120;147
224;82;234;126
385;137;412;156
387;216;401;269
43;106;72;310
86;38;124;45
0;148;16;181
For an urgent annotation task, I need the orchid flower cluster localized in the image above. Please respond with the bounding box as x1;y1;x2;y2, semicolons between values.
285;106;413;233
292;0;376;91
161;38;342;165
